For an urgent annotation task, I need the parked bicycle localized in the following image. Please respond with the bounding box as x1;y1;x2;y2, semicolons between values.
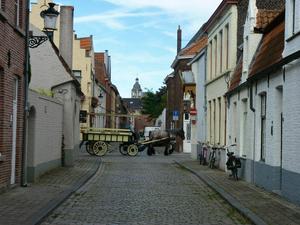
199;143;208;165
208;146;217;169
224;144;241;181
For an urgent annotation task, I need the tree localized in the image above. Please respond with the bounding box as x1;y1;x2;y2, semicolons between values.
141;86;167;119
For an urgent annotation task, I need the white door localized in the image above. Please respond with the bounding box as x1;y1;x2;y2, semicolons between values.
11;78;18;185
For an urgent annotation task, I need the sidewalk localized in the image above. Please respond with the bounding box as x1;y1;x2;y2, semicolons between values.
0;151;101;225
174;156;300;225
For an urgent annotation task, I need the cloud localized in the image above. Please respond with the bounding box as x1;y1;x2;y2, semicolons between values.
74;9;163;30
100;0;222;36
161;46;176;55
102;0;221;18
162;31;176;39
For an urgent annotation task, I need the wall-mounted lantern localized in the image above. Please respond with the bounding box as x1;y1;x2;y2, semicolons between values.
29;3;60;48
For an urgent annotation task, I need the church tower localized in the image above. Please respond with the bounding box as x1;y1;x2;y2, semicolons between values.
131;78;143;98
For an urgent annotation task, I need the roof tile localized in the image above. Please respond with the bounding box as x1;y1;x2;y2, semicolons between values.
249;15;284;78
79;37;92;51
256;9;281;30
180;36;208;56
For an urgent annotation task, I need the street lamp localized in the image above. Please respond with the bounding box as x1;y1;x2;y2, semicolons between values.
29;3;60;48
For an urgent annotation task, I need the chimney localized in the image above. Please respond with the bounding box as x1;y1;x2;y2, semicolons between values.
177;25;182;54
59;6;74;69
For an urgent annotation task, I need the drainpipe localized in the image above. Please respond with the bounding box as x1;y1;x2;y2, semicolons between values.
204;49;207;143
21;0;30;187
250;84;256;184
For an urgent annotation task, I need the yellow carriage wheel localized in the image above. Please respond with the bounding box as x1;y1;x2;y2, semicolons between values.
127;144;138;156
93;141;108;157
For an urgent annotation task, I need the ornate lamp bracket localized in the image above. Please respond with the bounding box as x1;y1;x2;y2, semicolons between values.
29;36;48;48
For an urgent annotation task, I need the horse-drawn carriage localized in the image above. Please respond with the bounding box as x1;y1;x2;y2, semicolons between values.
80;127;183;157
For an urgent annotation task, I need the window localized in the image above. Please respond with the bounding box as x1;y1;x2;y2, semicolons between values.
233;102;237;143
73;70;82;84
219;31;223;73
244;36;249;70
292;0;296;34
0;0;5;11
209;41;213;80
214;36;217;77
241;99;248;156
225;24;229;69
260;94;267;161
14;0;22;27
218;97;221;144
213;99;216;144
209;101;212;142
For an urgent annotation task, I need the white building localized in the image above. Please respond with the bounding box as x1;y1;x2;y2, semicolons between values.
189;46;207;159
29;25;82;172
227;0;300;205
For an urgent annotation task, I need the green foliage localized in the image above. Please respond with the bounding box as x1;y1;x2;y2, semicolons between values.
35;88;54;97
141;86;167;119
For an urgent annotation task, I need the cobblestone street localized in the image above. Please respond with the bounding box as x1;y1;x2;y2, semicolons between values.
41;151;251;225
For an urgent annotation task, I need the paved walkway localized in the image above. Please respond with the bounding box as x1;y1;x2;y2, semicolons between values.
174;155;300;225
41;152;251;225
0;151;101;225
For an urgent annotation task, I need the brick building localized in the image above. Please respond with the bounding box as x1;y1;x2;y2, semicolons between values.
0;0;28;189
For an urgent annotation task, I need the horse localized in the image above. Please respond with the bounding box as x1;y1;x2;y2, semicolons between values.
146;129;185;156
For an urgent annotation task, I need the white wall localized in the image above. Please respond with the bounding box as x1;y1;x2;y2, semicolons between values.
282;59;300;173
193;51;207;144
28;90;63;176
52;82;81;165
284;0;300;57
29;25;73;91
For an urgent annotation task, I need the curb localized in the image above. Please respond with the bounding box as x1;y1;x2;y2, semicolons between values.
174;160;268;225
25;157;102;225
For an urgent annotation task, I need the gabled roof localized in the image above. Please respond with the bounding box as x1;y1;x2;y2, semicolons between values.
172;36;208;68
249;11;285;78
179;36;208;57
123;98;143;111
110;84;120;96
203;0;238;33
164;72;174;83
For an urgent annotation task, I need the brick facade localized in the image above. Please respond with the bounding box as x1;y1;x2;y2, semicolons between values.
166;60;189;152
0;0;27;189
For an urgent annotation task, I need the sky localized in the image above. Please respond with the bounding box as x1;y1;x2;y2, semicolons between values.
33;0;222;97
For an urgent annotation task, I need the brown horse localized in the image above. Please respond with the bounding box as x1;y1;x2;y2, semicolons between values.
147;129;185;156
